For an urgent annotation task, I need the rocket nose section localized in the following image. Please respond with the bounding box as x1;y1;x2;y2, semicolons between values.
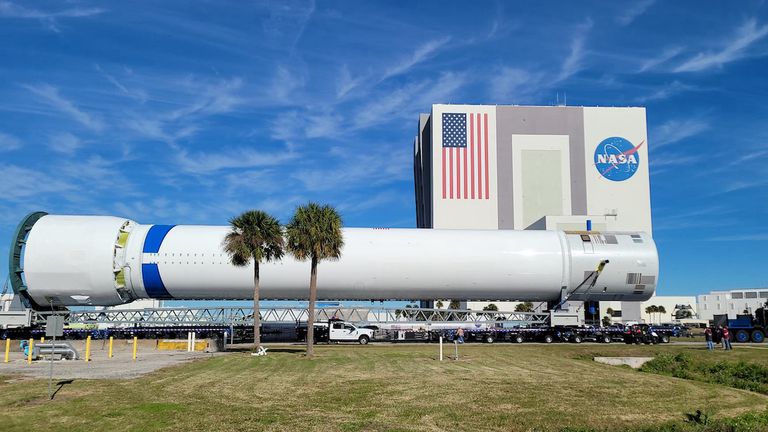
20;215;138;307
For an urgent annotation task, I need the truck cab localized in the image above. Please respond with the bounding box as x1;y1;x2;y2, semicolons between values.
328;319;374;344
297;319;375;344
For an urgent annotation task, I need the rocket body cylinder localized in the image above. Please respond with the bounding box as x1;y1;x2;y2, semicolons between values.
17;215;658;307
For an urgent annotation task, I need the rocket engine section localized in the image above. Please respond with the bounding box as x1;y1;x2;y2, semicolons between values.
9;213;659;309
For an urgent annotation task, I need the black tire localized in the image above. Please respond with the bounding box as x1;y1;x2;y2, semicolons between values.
572;335;583;344
514;335;524;344
358;335;369;345
543;334;554;344
602;335;611;344
660;335;670;344
484;334;495;344
751;330;765;343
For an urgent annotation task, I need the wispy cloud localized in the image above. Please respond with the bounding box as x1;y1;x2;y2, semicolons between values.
48;132;82;155
336;64;365;99
259;0;316;53
674;19;768;72
382;36;451;81
490;67;539;102
267;66;305;105
175;144;298;174
557;19;593;82
617;0;655;26
652;118;709;148
0;1;104;32
716;178;768;194
638;46;684;72
708;233;768;241
0;132;21;151
353;72;465;130
636;80;695;103
95;65;148;102
24;84;104;131
0;165;75;200
292;146;411;193
167;78;244;121
653;205;734;231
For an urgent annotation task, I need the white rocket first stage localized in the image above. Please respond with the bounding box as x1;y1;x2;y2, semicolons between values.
9;212;658;309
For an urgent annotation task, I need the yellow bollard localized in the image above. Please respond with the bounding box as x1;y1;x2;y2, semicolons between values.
85;336;91;362
41;336;45;344
4;339;10;363
108;336;114;359
132;337;138;361
27;338;33;364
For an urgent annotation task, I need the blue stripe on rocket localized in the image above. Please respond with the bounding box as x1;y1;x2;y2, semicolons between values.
141;225;176;299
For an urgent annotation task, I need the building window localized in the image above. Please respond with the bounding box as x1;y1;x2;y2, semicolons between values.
716;304;720;310
704;304;708;310
730;303;734;310
732;292;744;299
716;296;721;301
746;292;758;299
702;296;707;301
760;292;768;299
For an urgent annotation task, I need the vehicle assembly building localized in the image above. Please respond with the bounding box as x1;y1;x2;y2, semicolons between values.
10;213;656;309
413;104;653;320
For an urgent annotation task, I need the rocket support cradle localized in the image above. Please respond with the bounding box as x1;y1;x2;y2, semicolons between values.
9;213;658;309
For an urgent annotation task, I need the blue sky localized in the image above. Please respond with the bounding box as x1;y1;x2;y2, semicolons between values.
0;1;767;297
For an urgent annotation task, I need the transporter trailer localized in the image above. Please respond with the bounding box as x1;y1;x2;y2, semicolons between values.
401;323;682;344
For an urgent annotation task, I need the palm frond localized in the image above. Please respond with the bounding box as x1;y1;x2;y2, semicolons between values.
286;202;344;262
222;210;285;266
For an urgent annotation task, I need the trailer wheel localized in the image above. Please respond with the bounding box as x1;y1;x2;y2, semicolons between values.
751;330;765;343
735;330;750;343
484;334;495;344
660;335;670;344
572;335;582;344
358;335;369;345
602;335;611;344
514;335;524;344
543;334;554;344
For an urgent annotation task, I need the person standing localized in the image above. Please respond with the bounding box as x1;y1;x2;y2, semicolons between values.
722;326;732;350
456;327;465;344
704;327;714;351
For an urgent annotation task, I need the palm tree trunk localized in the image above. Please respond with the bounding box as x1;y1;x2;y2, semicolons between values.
253;261;261;352
306;256;318;357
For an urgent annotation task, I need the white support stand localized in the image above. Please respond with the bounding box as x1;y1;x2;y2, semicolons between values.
251;346;268;357
439;336;443;361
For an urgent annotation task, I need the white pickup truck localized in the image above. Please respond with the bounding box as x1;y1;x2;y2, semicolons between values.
297;319;375;344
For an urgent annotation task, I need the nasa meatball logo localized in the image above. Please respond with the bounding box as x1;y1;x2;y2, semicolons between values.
594;137;644;182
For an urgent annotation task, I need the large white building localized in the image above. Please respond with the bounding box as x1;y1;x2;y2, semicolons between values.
697;289;768;320
414;104;654;322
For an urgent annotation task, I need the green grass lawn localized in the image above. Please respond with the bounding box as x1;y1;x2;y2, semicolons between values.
1;343;767;431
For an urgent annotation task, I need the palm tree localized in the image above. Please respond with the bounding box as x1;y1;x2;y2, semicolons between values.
657;305;667;323
223;210;284;353
286;202;344;358
645;305;658;324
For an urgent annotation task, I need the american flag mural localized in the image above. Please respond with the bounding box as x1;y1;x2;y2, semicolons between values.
441;112;491;200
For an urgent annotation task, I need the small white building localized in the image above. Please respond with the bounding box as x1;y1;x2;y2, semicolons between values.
697;289;768;320
1;294;14;312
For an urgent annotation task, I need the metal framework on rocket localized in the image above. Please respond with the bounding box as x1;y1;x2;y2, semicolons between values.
9;212;658;310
